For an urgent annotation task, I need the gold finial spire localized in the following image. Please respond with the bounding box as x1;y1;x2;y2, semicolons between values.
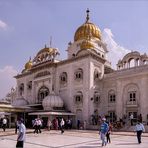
29;56;31;61
86;8;90;23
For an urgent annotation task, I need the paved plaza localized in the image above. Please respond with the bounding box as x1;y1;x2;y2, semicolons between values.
0;129;148;148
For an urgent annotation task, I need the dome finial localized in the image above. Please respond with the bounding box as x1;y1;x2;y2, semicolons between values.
86;8;90;23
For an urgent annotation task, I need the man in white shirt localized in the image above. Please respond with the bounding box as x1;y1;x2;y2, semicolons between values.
2;117;7;132
135;120;145;144
60;118;65;134
16;118;26;148
37;118;42;133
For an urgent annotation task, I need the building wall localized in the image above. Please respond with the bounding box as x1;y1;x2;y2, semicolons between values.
103;65;148;123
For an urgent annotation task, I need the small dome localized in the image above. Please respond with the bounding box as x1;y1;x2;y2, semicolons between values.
33;45;60;63
25;58;32;70
74;9;101;42
12;98;28;106
36;45;60;57
42;94;64;111
37;47;55;56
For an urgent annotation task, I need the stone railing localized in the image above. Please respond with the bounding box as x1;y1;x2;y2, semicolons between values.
126;101;138;107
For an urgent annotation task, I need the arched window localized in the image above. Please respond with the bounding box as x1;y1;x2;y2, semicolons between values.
128;91;136;102
124;84;139;106
75;91;83;104
94;69;101;81
123;83;139;108
128;58;135;68
93;92;100;103
108;90;116;103
27;81;32;90
74;68;83;80
19;83;24;96
38;86;49;103
60;72;67;84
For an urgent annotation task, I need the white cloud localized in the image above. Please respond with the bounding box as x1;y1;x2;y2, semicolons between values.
0;66;17;99
102;28;131;69
0;20;8;30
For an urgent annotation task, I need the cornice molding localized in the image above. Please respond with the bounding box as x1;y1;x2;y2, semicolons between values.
15;52;106;79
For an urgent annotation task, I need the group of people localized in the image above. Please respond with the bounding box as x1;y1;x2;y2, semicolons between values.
77;120;87;130
99;117;145;146
52;118;72;130
32;118;43;134
99;118;112;146
51;118;66;134
0;114;145;148
32;117;68;134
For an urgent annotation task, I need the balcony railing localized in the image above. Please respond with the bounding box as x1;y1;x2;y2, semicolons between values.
126;101;138;107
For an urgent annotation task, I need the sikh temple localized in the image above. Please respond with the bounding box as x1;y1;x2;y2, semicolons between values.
2;9;148;129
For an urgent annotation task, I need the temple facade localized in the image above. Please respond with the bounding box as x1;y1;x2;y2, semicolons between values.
9;9;148;128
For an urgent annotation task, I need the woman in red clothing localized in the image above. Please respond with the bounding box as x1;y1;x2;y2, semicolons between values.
106;122;112;143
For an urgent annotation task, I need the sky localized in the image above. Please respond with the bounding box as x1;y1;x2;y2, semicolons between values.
0;0;148;99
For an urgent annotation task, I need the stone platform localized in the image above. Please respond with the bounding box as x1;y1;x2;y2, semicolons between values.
0;129;148;148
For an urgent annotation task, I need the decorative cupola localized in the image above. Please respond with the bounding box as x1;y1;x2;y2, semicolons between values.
25;57;32;70
33;44;60;64
42;92;64;111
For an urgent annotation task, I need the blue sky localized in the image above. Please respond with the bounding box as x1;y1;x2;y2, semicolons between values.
0;0;148;98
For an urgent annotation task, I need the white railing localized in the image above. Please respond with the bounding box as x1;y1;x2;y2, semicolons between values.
126;101;137;106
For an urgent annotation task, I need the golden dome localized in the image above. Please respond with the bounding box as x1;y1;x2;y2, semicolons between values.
74;9;101;42
25;58;32;70
36;45;59;57
37;46;54;56
80;40;95;50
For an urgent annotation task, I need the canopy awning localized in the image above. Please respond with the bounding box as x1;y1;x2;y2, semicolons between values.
0;103;31;112
28;111;75;116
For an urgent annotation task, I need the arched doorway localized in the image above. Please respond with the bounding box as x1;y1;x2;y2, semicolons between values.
76;109;82;129
38;86;49;103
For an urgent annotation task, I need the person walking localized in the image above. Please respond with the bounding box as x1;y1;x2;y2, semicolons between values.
47;119;52;131
135;120;145;144
2;117;7;132
99;118;109;147
77;119;80;130
16;118;26;148
106;122;112;143
60;118;65;134
15;120;19;134
33;118;38;134
37;118;42;133
83;120;87;130
130;113;134;126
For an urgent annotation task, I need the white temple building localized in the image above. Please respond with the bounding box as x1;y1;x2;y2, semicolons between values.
8;9;148;129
